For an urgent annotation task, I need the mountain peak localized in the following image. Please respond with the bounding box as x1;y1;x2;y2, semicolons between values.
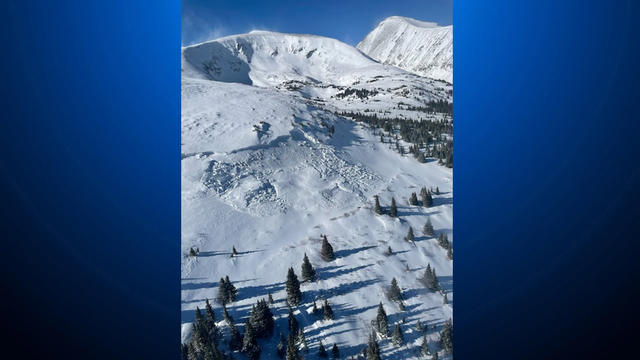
358;16;452;83
379;16;440;29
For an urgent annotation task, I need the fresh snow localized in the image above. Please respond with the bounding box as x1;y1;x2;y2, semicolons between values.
182;26;452;359
358;16;453;83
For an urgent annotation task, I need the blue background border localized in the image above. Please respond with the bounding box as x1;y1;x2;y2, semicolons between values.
1;1;639;359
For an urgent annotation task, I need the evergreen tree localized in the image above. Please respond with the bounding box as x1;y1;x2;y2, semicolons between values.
228;323;243;352
249;299;274;338
386;246;393;256
223;303;233;325
440;319;453;353
437;233;450;250
218;278;228;304
286;267;302;306
447;246;453;260
331;343;339;359
373;195;383;215
392;324;404;346
390;197;398;217
417;152;426;163
301;253;316;282
205;299;218;341
415;320;423;332
423;217;434;236
443;292;449;305
312;300;319;315
268;291;275;305
405;226;415;242
241;320;261;360
181;343;189;360
321;235;335;261
421;187;433;207
422;264;440;291
318;341;328;358
189;247;199;257
286;333;300;360
225;276;238;302
374;302;389;336
232;246;238;257
435;187;440;195
388;278;403;302
323;300;334;320
419;335;430;357
288;306;299;335
409;192;418;205
432;351;439;360
297;328;308;353
365;333;381;360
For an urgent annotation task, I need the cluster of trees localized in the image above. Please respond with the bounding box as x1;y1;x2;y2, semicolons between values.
373;195;398;217
438;233;453;260
422;264;440;292
399;99;453;115
218;276;237;304
337;111;453;168
335;88;379;99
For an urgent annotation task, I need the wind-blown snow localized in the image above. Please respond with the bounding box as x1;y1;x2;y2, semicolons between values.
357;16;452;83
182;29;452;359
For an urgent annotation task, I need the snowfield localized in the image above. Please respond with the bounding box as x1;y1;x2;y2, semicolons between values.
182;18;452;359
358;16;452;84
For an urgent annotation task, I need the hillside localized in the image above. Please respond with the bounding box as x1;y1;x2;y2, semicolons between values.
182;30;453;360
357;16;452;83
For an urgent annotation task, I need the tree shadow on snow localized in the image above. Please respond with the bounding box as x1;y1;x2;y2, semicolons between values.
334;245;377;259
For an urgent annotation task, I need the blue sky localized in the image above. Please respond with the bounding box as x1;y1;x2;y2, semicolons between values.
182;0;452;45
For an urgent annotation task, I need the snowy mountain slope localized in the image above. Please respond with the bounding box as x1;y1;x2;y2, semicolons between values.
182;30;452;118
357;16;452;83
182;29;453;359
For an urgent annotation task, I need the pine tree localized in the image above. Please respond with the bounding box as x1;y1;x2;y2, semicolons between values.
443;292;449;305
417;152;426;163
415;320;423;332
419;335;430;357
422;264;440;291
225;276;238;302
440;319;453;353
323;300;334;320
421;187;433;207
388;278;403;302
435;187;440;195
301;253;316;282
268;291;275;305
423;217;434;236
321;235;335;261
223;303;233;325
241;320;261;360
286;267;302;306
288;306;299;335
390;197;398;217
409;192;418;205
205;299;218;341
286;333;300;360
181;343;189;360
318;341;328;358
392;324;404;346
366;333;381;360
405;226;415;242
249;299;274;338
374;302;389;336
229;323;243;352
312;300;319;315
386;246;393;256
297;328;308;353
232;246;238;257
447;246;453;260
373;195;383;215
331;343;339;359
432;351;439;360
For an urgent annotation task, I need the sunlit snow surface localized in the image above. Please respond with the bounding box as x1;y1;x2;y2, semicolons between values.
182;26;452;359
